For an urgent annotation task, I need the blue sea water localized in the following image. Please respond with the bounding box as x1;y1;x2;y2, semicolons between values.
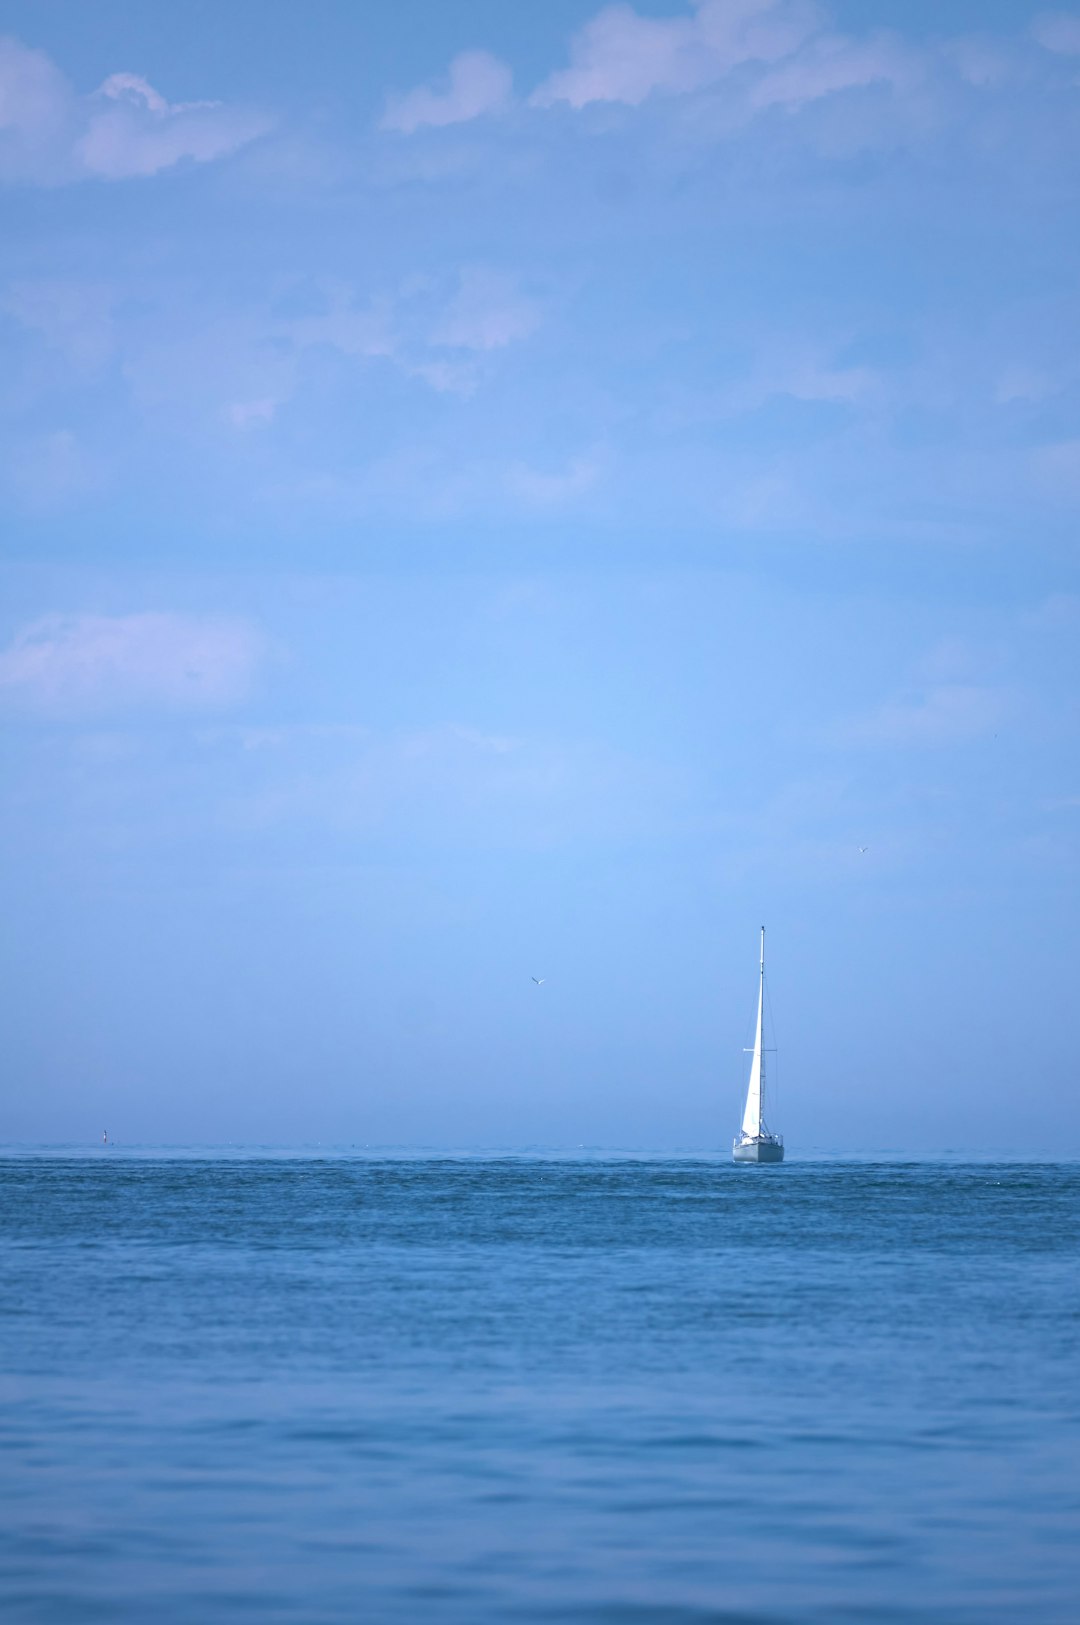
1;1153;1078;1623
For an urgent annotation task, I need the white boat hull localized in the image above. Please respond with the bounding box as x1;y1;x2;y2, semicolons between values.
732;1137;784;1164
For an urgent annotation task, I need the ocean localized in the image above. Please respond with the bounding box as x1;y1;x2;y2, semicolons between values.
1;1153;1077;1623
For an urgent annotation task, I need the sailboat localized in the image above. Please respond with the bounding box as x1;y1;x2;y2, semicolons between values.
733;927;784;1163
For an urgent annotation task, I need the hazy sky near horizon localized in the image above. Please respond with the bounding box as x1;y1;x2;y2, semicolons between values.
2;0;1079;1149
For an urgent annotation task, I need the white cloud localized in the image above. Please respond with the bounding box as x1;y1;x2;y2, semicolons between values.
431;268;540;351
403;356;481;396
285;291;396;360
531;0;927;128
506;454;604;507
97;72;169;116
274;269;539;402
382;49;512;133
727;345;880;410
1032;12;1080;55
228;396;280;430
0;613;264;712
0;36;72;171
750;30;916;110
0;34;268;183
532;3;708;108
400;724;520;760
532;0;819;109
780;361;876;403
78;75;269;180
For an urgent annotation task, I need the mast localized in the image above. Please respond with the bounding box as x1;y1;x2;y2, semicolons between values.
740;927;766;1140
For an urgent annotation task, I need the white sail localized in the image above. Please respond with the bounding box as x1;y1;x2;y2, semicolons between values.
733;927;784;1162
740;928;766;1139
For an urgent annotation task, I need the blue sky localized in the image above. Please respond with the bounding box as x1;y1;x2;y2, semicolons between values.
2;0;1079;1149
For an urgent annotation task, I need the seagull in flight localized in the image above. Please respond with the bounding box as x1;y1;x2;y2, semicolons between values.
531;977;546;985
858;846;869;854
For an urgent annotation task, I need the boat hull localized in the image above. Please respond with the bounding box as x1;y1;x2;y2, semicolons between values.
732;1138;785;1164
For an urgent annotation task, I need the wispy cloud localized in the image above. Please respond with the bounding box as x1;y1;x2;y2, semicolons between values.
212;719;670;848
749;29;916;110
524;0;952;153
381;49;512;133
227;396;280;431
531;0;819;109
838;683;1008;747
506;453;605;508
276;268;540;397
430;268;540;352
721;342;881;412
1032;12;1080;55
284;291;396;361
0;613;264;712
0;35;269;183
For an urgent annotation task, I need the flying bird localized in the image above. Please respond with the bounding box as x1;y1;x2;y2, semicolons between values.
859;846;869;854
531;977;546;985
